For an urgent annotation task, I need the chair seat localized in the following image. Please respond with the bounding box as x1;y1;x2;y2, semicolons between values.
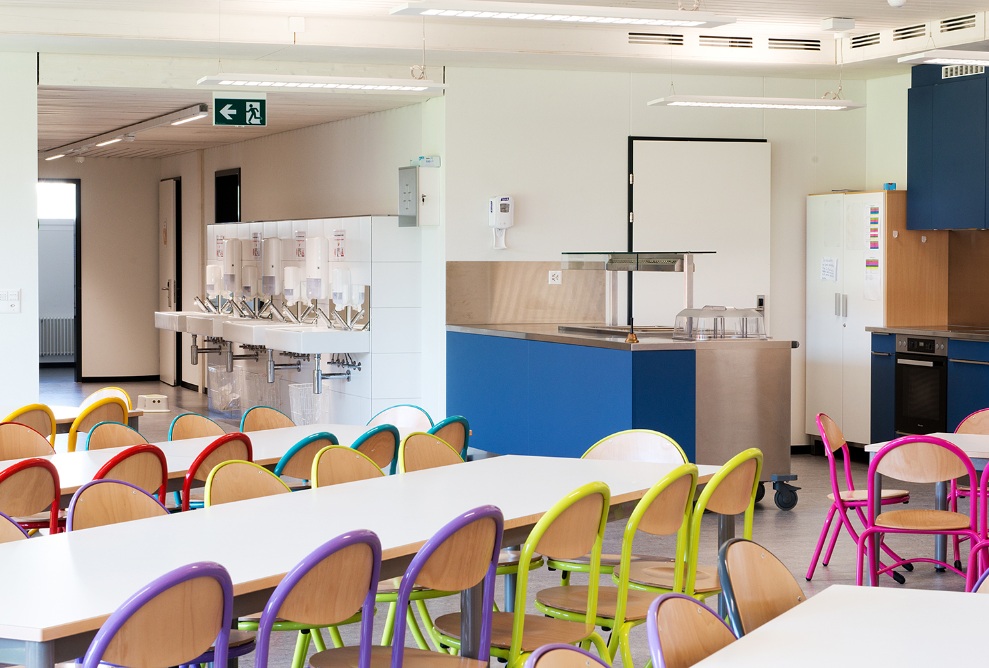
498;549;542;567
617;560;720;594
227;630;257;648
280;475;310;491
828;488;909;502
536;584;656;621
376;576;453;599
876;509;971;531
550;552;664;568
309;645;487;667
13;509;65;526
434;611;588;652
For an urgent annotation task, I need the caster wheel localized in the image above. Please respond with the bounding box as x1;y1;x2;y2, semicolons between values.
755;483;766;503
903;563;914;572
892;571;906;585
774;488;798;511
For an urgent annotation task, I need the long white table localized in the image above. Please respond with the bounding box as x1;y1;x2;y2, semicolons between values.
695;585;988;666
49;405;144;433
0;455;720;668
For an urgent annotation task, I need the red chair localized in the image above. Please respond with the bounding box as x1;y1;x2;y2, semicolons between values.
93;444;168;504
181;433;253;511
0;458;60;534
806;413;911;582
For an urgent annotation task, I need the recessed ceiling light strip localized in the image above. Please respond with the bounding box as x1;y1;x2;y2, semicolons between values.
196;74;446;94
648;95;863;111
898;49;989;65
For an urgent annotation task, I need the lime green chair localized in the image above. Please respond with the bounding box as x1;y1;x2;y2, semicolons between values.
548;429;688;585
434;481;612;668
615;448;763;604
537;464;698;667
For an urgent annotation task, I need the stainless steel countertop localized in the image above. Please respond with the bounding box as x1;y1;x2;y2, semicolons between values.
447;323;797;351
867;326;989;342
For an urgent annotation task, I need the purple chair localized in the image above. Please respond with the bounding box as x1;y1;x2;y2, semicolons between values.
525;643;610;667
646;594;736;668
82;561;237;668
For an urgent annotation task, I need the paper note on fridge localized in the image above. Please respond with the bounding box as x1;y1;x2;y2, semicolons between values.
820;257;838;282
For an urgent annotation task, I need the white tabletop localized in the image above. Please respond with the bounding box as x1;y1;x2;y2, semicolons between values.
695;585;988;666
865;432;989;460
48;405;143;425
0;455;719;647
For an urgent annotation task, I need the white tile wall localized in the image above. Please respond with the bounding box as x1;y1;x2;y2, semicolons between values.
371;353;421;399
370;307;421;353
371;262;421;308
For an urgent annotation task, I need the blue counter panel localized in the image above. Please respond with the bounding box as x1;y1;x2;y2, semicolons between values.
632;350;696;461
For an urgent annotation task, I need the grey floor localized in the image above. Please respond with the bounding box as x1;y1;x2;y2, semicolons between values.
40;368;970;667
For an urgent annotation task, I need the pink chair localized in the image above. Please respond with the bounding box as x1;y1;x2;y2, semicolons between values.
949;408;989;568
806;413;911;582
857;434;980;589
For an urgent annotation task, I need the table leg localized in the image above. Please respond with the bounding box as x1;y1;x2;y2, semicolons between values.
935;480;947;571
869;472;882;586
460;582;484;659
24;641;54;668
503;545;520;613
717;513;735;617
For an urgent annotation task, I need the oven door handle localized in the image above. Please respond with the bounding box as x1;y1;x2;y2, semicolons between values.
896;358;935;367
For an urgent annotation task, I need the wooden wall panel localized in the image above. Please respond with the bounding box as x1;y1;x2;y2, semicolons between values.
948;231;989;327
885;191;949;327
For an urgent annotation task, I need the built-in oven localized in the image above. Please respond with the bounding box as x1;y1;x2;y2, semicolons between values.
894;334;948;435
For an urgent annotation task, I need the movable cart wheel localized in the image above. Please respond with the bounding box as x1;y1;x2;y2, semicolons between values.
755;482;766;503
771;474;800;511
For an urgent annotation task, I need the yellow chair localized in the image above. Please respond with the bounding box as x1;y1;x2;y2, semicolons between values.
312;444;385;487
2;403;56;446
435;482;612;668
615;448;763;604
66;396;129;452
85;421;148;450
80;386;133;410
536;464;698;666
398;432;464;473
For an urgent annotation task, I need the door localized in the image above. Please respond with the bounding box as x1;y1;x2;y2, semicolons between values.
158;179;180;386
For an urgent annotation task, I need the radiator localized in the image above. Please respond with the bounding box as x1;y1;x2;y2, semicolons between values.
40;317;74;357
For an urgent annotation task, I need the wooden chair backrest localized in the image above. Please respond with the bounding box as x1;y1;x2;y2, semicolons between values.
582;429;687;464
528;646;608;667
170;413;225;441
70;397;128;451
0;513;28;543
87;422;148;450
3;404;55;442
706;457;760;516
278;541;376;626
430;419;467;453
312;446;384;487
205;461;291;506
877;440;969;483
0;463;57;517
535;492;607;560
653;596;735;668
97;448;166;497
0;422;55;458
367;404;432;432
241;406;294;432
191;435;252;483
400;432;463;473
81;386;132;410
102;577;224;668
416;515;499;592
279;434;336;480
957;409;989;434
353;428;399;471
722;540;804;634
638;473;695;536
817;413;846;453
70;481;168;531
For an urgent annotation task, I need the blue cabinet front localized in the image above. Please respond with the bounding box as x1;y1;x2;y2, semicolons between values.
932;77;987;229
947;340;989;430
871;334;896;442
906;85;934;230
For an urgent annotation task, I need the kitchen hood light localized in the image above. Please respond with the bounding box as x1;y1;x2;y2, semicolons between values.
391;1;735;29
648;94;864;111
197;74;445;94
898;49;989;65
39;103;209;161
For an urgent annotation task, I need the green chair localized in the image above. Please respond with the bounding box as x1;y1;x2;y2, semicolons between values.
168;412;225;441
429;415;470;460
274;431;338;489
615;448;764;604
241;405;295;432
351;424;400;475
434;481;612;668
536;463;698;666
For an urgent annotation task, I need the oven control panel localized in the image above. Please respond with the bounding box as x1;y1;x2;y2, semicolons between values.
895;334;947;356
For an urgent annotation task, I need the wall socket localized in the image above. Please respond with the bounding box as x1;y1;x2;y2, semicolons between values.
548;270;562;285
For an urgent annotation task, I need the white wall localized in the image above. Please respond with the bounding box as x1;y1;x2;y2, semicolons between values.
866;74;910;190
0;53;38;411
39;158;161;378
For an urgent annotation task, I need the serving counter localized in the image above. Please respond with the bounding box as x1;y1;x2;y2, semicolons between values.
447;324;795;488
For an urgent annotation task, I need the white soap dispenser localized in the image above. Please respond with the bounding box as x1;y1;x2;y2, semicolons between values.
261;237;283;297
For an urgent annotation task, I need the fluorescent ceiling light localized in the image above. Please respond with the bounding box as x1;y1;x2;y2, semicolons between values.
648;95;864;111
40;103;208;160
197;74;446;94
171;112;209;125
898;49;989;66
391;1;734;29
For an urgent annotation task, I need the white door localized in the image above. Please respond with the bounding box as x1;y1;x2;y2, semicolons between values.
158;179;178;386
805;194;845;435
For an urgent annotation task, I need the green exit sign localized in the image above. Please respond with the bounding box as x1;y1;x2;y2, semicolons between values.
213;98;267;126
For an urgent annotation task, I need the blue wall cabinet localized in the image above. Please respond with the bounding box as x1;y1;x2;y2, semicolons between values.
870;333;896;442
947;340;989;430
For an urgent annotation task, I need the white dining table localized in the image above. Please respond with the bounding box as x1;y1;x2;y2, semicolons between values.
48;404;144;433
0;455;721;668
694;584;988;666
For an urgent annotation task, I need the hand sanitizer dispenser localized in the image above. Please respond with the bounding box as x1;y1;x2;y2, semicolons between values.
261;237;283;297
205;264;223;299
332;268;351;310
489;196;514;250
305;237;330;300
283;266;302;305
222;238;243;297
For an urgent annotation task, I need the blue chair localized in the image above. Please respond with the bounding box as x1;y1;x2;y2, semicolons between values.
429;415;470;460
241;405;295;432
168;412;225;441
367;404;433;432
351;424;400;474
274;432;339;488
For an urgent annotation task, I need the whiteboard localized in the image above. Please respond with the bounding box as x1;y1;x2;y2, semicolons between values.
630;139;771;327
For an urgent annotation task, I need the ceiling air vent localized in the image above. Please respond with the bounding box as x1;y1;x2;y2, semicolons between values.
893;23;926;41
628;32;684;46
943;65;985;79
941;14;977;33
850;32;881;49
768;37;821;52
699;35;753;49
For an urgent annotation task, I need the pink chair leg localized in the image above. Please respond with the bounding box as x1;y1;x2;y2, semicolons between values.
806;505;837;580
822;514;844;565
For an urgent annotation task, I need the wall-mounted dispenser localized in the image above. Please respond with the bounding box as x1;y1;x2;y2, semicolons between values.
242;265;258;300
305;236;330;300
489;196;514;250
261;237;283;297
205;264;223;299
283;266;303;305
222;238;243;297
332;267;351;310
